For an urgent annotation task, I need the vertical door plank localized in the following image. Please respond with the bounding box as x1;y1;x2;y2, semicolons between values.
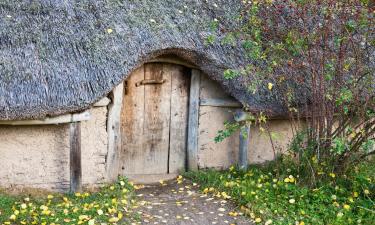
70;122;82;193
187;69;201;171
143;63;171;174
168;64;189;173
121;66;145;175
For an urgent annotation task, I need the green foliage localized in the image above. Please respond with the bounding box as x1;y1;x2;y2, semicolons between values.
0;194;16;223
215;112;266;144
336;88;353;106
205;34;216;45
223;69;240;79
285;127;375;187
331;137;349;155
242;40;263;60
361;139;374;153
185;158;375;224
221;33;237;46
215;121;241;143
209;20;219;32
0;177;138;224
346;20;357;33
210;9;373;225
211;0;375;178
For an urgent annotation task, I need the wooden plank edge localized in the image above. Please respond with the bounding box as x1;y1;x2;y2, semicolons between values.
200;98;243;108
0;110;91;125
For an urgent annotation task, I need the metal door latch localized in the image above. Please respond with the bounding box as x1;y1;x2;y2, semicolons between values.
135;79;166;87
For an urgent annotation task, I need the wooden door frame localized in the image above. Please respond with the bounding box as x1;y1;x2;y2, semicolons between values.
106;83;124;182
105;58;249;181
186;69;200;171
105;61;196;181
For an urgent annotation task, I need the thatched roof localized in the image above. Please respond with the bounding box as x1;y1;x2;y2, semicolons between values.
0;0;286;120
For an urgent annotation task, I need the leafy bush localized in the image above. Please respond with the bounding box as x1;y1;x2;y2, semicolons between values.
213;0;374;184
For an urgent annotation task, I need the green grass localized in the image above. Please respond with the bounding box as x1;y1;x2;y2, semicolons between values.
0;177;139;225
184;159;375;225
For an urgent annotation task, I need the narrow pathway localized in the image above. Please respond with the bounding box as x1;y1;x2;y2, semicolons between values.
128;177;252;225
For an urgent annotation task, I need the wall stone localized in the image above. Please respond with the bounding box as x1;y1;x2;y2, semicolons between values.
0;107;108;191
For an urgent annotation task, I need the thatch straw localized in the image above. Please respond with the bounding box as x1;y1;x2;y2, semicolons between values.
0;0;285;120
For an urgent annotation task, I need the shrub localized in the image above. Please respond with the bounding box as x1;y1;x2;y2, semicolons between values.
214;0;374;185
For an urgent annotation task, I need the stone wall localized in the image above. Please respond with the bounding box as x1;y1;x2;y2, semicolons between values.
0;107;108;191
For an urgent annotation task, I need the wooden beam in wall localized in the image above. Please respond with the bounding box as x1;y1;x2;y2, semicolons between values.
0;110;90;125
200;98;242;108
70;122;82;193
187;69;201;171
106;83;124;181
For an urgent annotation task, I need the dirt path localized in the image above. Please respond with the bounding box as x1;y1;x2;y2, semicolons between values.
127;177;252;225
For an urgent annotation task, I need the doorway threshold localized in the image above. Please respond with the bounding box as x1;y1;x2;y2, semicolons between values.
125;173;179;184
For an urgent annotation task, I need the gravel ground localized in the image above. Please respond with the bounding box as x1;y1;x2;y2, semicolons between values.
126;177;252;225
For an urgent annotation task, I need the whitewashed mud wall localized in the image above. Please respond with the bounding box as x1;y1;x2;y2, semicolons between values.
197;74;295;169
0;71;298;190
0;107;108;191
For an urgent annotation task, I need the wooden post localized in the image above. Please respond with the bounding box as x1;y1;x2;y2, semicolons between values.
70;122;82;193
234;109;250;170
106;83;124;181
239;125;250;170
187;69;201;171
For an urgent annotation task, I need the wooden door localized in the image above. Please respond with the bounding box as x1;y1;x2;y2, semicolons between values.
120;63;189;176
